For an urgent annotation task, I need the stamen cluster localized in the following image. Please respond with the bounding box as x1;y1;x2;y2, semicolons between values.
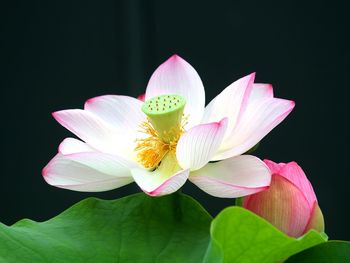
135;117;187;169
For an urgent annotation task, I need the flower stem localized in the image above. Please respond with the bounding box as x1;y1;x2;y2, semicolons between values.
235;197;243;206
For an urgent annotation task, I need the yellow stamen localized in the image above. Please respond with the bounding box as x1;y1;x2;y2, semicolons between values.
135;116;188;169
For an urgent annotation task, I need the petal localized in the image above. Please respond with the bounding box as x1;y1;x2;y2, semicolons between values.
145;55;205;128
189;155;271;198
52;109;137;160
278;161;317;207
248;83;274;103
137;93;145;101
84;95;146;132
213;98;295;160
42;152;134;192
304;203;325;234
176;118;228;171
243;175;311;238
264;159;286;174
58;137;94;155
130;152;189;196
201;73;255;138
131;168;189;196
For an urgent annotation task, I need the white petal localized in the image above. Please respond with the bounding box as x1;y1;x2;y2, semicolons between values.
131;168;189;196
201;73;255;139
189;155;271;198
58;137;94;155
130;153;189;196
213;98;295;160
176;118;228;171
42;152;134;192
84;95;146;132
145;55;205;128
52;109;137;160
248;83;274;102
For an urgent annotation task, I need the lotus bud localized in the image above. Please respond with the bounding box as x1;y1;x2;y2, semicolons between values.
242;160;324;237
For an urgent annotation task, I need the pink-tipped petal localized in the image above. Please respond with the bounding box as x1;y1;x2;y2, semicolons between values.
201;73;255;137
52;109;137;160
131;168;190;196
42;153;134;192
248;83;274;102
278;161;317;207
176;118;228;171
58;137;94;155
145;54;205;128
84;95;146;132
213;98;295;160
131;152;189;196
243;175;310;238
264;159;286;174
137;93;145;101
189;155;271;198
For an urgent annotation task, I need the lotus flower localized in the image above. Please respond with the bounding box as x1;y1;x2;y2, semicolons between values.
242;160;325;237
42;55;295;197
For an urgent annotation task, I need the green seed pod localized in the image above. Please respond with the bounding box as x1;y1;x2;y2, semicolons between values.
142;94;186;143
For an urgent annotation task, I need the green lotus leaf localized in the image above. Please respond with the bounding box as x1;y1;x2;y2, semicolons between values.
286;240;350;262
1;193;342;263
204;206;328;263
0;192;211;263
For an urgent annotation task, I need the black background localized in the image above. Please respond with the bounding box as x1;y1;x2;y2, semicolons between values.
2;0;349;240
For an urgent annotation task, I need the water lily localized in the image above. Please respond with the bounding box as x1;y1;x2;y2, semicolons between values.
42;55;295;197
242;160;325;237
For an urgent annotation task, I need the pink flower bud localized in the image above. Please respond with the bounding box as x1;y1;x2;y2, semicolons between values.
242;160;324;237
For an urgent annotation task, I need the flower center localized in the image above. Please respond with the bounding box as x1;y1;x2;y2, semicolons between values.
135;94;187;169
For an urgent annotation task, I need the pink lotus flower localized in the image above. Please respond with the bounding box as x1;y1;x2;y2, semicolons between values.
42;55;295;197
243;160;325;237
